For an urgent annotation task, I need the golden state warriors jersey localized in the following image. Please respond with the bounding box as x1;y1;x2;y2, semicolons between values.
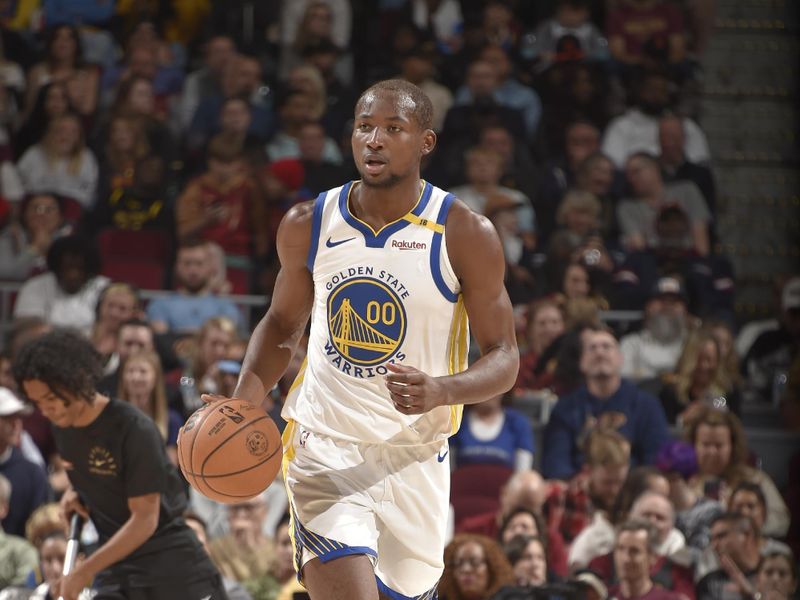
282;180;469;445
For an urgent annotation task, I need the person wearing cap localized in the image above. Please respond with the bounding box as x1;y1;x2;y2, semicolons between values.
0;387;50;537
620;276;689;381
743;276;800;404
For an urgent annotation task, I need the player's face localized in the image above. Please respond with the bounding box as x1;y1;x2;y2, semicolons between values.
351;90;435;188
22;379;88;428
452;541;489;597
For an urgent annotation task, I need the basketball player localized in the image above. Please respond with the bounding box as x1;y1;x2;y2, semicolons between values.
13;329;227;600
209;79;519;600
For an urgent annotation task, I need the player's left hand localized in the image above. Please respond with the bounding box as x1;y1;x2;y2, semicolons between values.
51;567;91;600
384;363;446;415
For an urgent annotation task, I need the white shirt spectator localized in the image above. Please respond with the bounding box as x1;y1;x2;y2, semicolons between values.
620;329;686;380
17;146;99;209
568;511;615;571
13;272;108;334
602;108;710;168
281;0;352;49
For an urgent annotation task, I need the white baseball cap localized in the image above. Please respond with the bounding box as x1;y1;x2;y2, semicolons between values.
0;387;33;417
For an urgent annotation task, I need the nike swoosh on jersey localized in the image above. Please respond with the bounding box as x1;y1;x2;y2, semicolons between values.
437;450;449;463
326;236;356;248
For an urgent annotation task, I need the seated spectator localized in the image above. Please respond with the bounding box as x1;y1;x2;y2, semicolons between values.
575;152;622;240
407;0;462;56
17;113;99;210
117;350;182;465
529;0;608;73
14;82;74;159
755;551;798;600
496;506;568;579
26;528;93;600
728;483;792;557
450;392;535;471
658;114;716;217
609;520;686;600
12;235;108;333
266;90;341;164
177;134;268;272
515;298;566;392
685;407;790;538
23;25;99;120
217;96;269;159
743;276;800;404
613;206;735;317
177;316;238;415
94;113;150;201
0;193;72;282
281;0;353;71
551;261;611;321
502;534;548;589
659;329;742;424
0;473;38;589
89;282;142;365
546;429;629;545
107;76;175;156
0;389;49;538
438;534;514;600
542;325;670;480
302;38;359;140
398;44;453;132
478;124;538;202
620;276;690;381
618;152;711;256
485;192;538;303
146;239;242;336
697;513;763;600
178;35;237;132
297;121;351;197
601;71;709;169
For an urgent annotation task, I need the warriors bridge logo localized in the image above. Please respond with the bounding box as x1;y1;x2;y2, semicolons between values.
325;276;407;378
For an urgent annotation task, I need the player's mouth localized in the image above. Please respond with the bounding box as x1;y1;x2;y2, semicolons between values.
364;154;387;175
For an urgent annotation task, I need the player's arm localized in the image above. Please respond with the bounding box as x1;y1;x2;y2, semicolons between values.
229;202;315;406
53;493;161;600
386;201;519;412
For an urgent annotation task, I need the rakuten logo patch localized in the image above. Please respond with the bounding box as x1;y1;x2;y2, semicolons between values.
391;240;427;250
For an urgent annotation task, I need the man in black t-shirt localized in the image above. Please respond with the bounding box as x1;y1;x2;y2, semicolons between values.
13;329;227;600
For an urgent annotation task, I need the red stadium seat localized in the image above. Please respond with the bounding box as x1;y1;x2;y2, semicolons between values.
450;464;514;526
97;229;172;289
452;496;500;527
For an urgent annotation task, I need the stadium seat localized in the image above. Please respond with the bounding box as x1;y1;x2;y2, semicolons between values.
450;464;514;525
97;229;172;290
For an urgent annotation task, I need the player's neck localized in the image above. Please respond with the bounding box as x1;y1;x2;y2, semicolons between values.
351;177;423;228
72;394;110;427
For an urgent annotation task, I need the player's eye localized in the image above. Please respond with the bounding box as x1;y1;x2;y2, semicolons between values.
357;123;371;131
388;125;402;132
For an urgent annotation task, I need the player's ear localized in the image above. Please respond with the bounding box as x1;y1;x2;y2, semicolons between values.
421;129;437;156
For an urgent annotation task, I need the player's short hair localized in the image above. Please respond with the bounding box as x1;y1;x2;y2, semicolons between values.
13;329;104;405
357;79;434;131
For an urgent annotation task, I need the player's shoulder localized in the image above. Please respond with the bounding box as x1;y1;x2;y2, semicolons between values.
442;196;503;277
443;196;497;241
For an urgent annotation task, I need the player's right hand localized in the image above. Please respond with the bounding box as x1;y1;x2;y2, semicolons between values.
200;393;230;405
59;488;89;525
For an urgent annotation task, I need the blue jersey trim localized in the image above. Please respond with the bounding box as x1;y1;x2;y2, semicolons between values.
376;576;438;600
292;507;377;567
306;190;328;272
319;545;378;563
430;193;458;303
338;181;433;248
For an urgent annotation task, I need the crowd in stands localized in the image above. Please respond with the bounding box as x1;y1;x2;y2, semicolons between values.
0;0;798;599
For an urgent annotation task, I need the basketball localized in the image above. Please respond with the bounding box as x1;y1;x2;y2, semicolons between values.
177;399;282;503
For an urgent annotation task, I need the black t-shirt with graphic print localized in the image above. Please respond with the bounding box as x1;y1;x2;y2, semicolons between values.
52;398;217;586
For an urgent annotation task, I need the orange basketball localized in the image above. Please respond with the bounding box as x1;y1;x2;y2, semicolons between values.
177;399;282;503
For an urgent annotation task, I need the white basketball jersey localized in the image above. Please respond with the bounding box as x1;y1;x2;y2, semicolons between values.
281;180;469;445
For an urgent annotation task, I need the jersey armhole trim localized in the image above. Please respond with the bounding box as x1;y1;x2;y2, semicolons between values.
306;190;328;272
430;193;459;303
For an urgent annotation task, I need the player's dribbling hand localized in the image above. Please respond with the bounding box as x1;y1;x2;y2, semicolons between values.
385;362;446;415
200;393;230;405
59;487;88;525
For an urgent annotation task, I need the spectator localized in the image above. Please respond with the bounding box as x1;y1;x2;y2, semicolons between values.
450;392;535;471
12;234;108;333
409;0;462;55
743;276;800;404
496;505;568;579
176;133;268;269
22;502;68;586
485;192;538;303
705;319;741;391
217;97;269;157
438;534;514;600
502;534;548;588
266;90;342;164
145;239;242;336
89;282;142;364
301;38;358;140
398;44;453;132
14;82;74;158
554;261;611;318
575;152;621;239
96;317;158;396
179;35;237;132
542;325;670;479
0;193;72;281
755;551;798;600
23;25;99;120
618;153;711;256
94;113;150;201
117;350;182;465
481;0;521;51
727;482;792;556
685;407;790;538
281;0;352;61
515;298;565;392
601;72;710;169
658;114;716;217
0;473;38;589
697;513;763;600
609;520;685;600
0;388;49;538
478;124;538;202
659;329;742;424
529;0;608;72
297;120;350;196
612;206;735;317
17;113;99;210
620;276;690;381
108;76;174;155
26;529;93;600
